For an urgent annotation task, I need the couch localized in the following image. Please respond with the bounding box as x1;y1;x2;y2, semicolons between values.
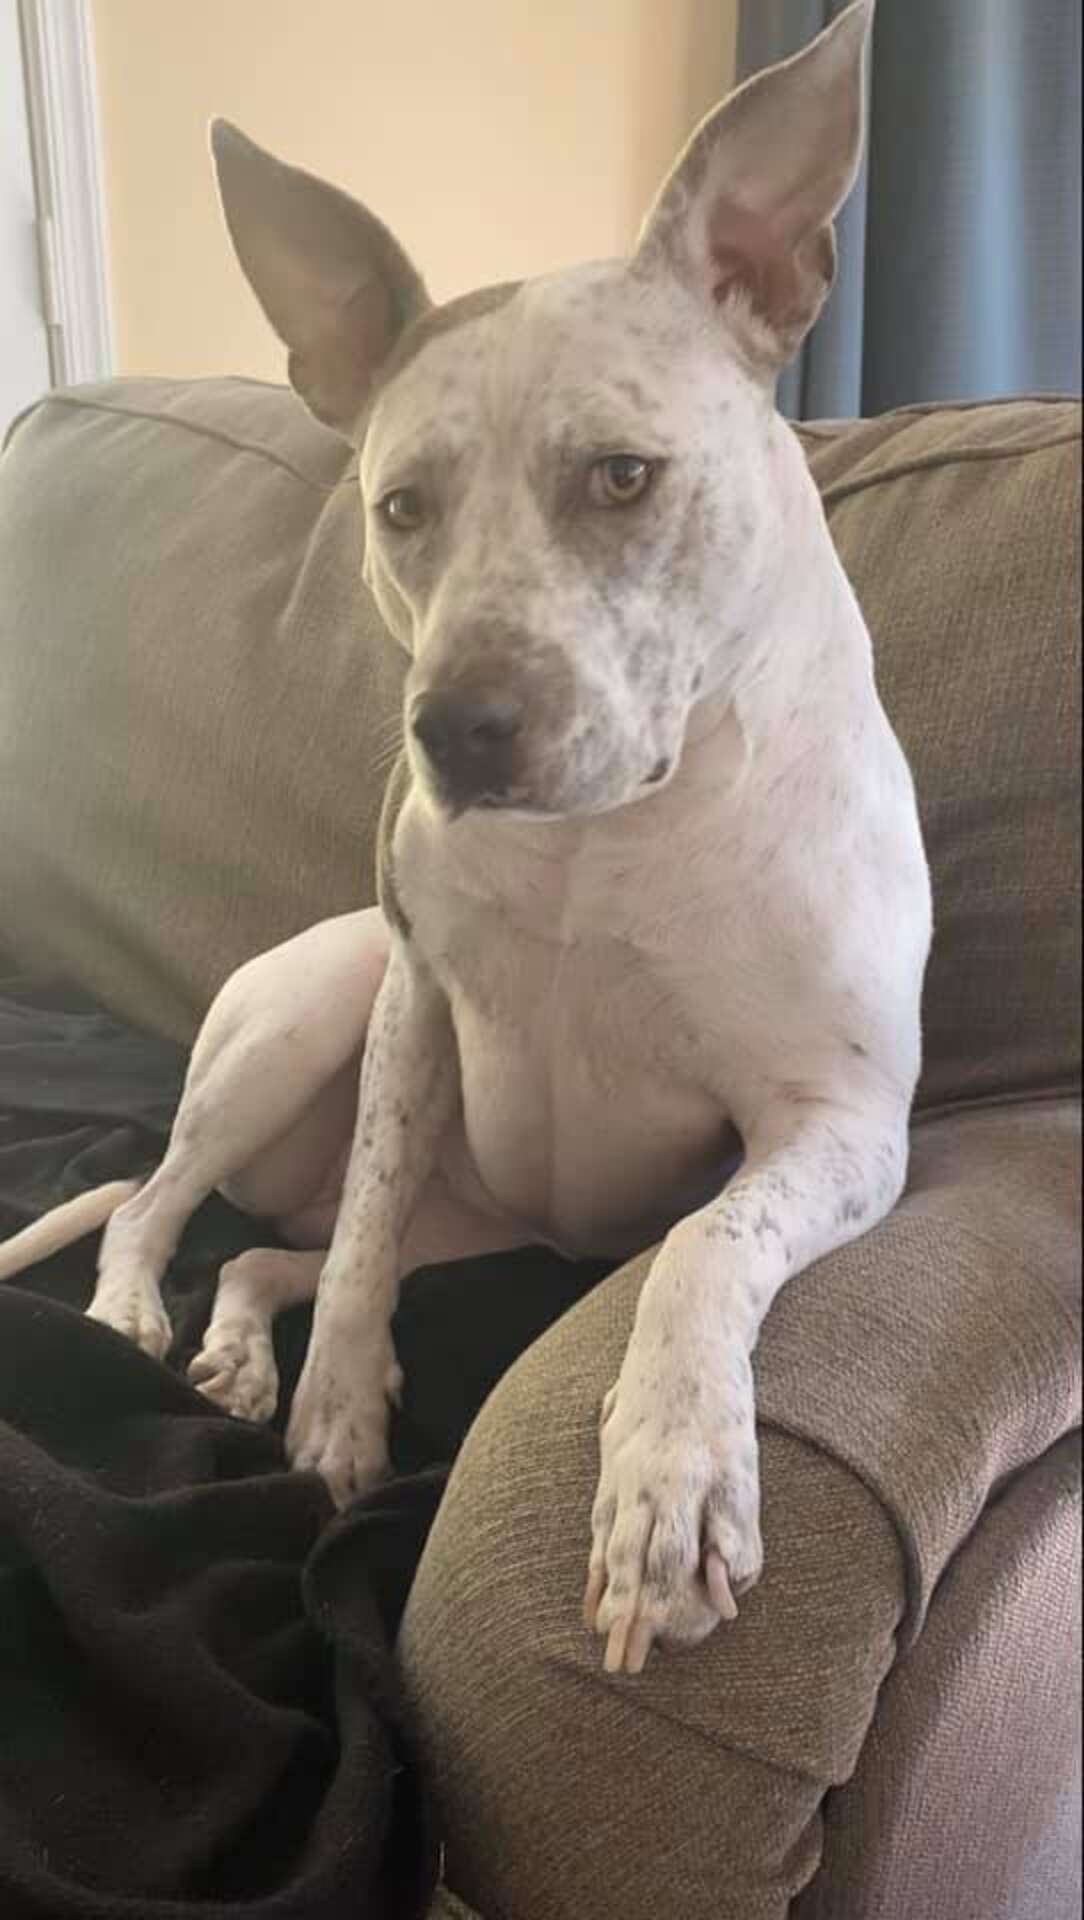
0;378;1080;1920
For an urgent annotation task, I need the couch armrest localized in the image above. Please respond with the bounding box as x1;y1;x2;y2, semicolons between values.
399;1099;1081;1920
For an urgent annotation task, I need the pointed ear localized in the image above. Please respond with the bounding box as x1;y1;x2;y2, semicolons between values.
209;120;430;438
635;0;872;373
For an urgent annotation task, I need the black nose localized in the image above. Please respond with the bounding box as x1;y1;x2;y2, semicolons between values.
410;688;525;801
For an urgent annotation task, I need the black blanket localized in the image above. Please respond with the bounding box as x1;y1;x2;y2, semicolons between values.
0;969;607;1919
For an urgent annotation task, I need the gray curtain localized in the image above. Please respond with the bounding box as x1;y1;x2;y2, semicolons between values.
737;0;1082;419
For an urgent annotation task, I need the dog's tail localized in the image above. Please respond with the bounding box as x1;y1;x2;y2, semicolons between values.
0;1179;140;1282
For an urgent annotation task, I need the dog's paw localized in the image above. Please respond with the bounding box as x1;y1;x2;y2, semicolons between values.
583;1351;763;1675
86;1276;172;1362
286;1327;402;1509
188;1318;279;1424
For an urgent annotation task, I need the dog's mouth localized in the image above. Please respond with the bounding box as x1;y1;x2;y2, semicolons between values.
435;760;677;825
448;790;563;824
439;784;535;820
474;788;531;810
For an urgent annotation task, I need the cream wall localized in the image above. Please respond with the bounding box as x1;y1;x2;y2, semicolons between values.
91;0;738;383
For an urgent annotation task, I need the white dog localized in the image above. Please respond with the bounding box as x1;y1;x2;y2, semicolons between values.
0;0;930;1675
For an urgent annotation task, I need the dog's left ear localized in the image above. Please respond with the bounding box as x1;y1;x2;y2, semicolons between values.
634;0;872;373
210;121;430;438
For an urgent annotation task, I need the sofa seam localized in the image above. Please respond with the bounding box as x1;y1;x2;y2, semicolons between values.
816;429;1081;507
536;1644;843;1787
913;1085;1082;1127
834;1429;1083;1846
19;391;350;496
794;392;1080;437
753;1408;926;1653
753;1084;1080;1651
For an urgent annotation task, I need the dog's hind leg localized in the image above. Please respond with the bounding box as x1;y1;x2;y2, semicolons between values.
187;1246;324;1422
190;1163;528;1427
88;909;390;1360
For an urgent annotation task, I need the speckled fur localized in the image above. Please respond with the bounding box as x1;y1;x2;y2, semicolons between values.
0;2;929;1670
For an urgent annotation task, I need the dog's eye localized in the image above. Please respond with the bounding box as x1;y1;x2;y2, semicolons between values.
377;486;426;532
588;455;655;508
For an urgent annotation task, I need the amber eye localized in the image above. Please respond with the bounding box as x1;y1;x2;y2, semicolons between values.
588;454;656;508
377;486;426;532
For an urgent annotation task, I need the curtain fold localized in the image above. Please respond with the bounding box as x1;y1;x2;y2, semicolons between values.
736;0;1082;419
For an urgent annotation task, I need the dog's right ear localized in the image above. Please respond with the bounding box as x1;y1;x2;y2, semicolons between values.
210;121;429;438
633;0;872;374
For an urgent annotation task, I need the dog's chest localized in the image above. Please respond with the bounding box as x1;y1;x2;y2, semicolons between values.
398;811;738;1255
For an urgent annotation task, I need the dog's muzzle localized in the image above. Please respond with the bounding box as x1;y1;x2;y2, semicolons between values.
410;686;526;813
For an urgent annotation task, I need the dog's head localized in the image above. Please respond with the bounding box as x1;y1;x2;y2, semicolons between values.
212;1;871;820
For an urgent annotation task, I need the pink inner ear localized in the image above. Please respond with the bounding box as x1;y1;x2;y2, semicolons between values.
705;196;832;336
706;199;782;305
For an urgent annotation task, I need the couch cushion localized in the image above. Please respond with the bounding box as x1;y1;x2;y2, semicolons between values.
0;383;1079;1111
798;399;1081;1112
0;380;406;1042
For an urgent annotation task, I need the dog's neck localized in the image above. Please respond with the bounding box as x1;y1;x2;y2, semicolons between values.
722;418;871;750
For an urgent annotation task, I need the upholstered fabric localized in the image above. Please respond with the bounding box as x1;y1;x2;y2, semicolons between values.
0;380;404;1042
795;1429;1081;1920
399;1098;1081;1919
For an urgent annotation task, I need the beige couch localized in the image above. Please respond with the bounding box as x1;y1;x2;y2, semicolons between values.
0;381;1080;1920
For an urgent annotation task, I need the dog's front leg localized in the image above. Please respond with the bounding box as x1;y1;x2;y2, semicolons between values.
286;938;456;1506
585;1102;910;1673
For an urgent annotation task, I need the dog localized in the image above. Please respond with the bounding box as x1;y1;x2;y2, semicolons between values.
0;0;931;1676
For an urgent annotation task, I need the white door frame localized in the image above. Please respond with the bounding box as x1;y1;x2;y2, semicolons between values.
18;0;113;386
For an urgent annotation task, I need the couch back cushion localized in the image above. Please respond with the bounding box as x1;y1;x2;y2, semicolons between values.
0;381;406;1040
0;381;1079;1111
800;401;1081;1111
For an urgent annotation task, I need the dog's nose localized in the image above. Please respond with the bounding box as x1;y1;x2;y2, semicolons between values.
410;688;525;801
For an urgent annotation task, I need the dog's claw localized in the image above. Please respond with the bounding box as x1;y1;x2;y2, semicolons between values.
604;1616;633;1674
602;1614;655;1675
705;1547;739;1621
192;1367;231;1398
187;1322;279;1424
625;1618;655;1675
583;1566;606;1630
